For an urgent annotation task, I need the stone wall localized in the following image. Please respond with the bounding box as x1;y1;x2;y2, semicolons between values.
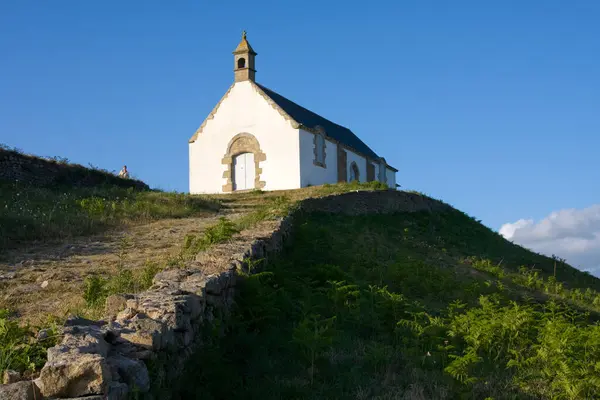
0;190;447;400
0;148;149;190
299;189;450;215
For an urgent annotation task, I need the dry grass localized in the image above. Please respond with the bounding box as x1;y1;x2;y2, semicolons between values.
0;215;223;325
0;182;386;326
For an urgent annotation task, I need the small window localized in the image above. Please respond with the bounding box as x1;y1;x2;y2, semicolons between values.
237;58;246;68
314;133;326;167
316;135;325;163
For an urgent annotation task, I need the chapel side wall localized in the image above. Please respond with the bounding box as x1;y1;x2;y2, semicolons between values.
298;129;338;187
375;162;397;189
366;159;377;182
376;163;385;183
386;168;397;188
189;81;300;194
345;148;367;183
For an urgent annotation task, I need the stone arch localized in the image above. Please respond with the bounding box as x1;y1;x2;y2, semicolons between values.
221;133;266;192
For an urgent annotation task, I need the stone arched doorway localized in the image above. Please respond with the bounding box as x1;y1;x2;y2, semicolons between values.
221;133;266;192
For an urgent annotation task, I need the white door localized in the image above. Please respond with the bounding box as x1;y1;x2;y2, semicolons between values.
233;152;255;191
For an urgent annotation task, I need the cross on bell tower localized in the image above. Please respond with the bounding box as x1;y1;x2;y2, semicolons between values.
233;30;257;82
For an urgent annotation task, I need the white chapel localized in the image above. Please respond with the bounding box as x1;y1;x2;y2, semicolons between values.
189;32;397;194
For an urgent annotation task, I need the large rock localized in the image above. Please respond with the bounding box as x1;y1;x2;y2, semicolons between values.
132;290;198;331
120;316;167;351
107;354;149;392
51;382;127;400
204;271;235;295
179;272;209;294
39;353;111;398
47;327;110;361
152;269;191;288
0;380;41;400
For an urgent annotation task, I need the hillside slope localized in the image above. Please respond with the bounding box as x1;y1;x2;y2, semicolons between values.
0;177;391;382
3;176;600;399
177;197;600;400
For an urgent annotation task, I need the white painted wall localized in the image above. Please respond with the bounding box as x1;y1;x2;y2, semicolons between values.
376;162;397;189
298;129;338;187
345;149;367;183
386;167;397;188
189;81;301;193
376;163;385;183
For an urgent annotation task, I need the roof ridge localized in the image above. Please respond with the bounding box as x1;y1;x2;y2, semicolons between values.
255;83;386;163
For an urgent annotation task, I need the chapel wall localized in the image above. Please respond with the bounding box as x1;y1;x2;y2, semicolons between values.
189;81;300;194
298;129;338;187
385;166;397;188
344;147;368;183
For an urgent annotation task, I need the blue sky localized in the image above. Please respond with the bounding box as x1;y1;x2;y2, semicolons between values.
1;1;599;273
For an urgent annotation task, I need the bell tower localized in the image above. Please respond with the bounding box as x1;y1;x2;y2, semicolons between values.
233;30;257;82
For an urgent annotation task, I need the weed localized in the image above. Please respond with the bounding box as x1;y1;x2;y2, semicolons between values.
82;261;163;309
0;310;59;376
139;261;161;290
181;217;240;259
83;275;108;308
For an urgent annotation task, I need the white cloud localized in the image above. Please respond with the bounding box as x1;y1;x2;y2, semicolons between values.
499;205;600;277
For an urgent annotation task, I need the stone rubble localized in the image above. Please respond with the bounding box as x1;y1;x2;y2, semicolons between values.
0;380;41;400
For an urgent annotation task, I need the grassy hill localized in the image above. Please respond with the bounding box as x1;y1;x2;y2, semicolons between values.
0;168;223;376
2;173;600;399
0;175;387;378
176;194;600;400
0;179;220;251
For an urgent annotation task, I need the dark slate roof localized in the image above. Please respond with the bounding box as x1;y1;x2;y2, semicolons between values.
257;83;382;161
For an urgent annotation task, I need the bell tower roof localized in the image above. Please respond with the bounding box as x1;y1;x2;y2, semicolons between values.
233;30;257;55
233;30;257;82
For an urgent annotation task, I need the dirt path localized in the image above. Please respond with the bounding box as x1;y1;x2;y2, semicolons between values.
0;188;321;325
0;211;239;326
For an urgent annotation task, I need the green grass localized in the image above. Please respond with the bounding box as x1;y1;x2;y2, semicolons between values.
175;208;600;400
0;310;59;377
175;195;295;263
81;194;295;309
0;180;220;250
82;260;163;309
314;180;390;194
